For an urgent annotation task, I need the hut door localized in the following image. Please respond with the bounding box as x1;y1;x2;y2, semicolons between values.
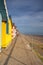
0;13;2;52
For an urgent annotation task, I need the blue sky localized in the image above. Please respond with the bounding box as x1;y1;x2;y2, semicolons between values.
7;0;43;35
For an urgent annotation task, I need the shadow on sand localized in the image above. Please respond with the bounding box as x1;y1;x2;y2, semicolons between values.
3;36;17;65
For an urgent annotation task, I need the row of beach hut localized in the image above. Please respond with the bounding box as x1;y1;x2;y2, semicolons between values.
0;0;17;51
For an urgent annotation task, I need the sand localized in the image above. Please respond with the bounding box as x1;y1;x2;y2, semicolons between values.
0;33;43;65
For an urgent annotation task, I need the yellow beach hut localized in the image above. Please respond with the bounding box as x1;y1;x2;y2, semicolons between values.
0;0;12;48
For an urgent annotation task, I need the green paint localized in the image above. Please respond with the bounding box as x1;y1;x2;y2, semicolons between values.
6;22;9;34
0;0;8;21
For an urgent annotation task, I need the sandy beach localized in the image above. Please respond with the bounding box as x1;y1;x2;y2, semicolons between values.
0;33;43;65
22;34;43;56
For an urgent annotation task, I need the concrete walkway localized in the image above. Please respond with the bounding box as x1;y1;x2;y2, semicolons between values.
0;34;43;65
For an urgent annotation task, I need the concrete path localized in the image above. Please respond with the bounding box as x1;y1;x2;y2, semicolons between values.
0;34;43;65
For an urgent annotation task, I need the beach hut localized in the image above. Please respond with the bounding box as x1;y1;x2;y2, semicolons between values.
11;23;17;39
0;0;12;48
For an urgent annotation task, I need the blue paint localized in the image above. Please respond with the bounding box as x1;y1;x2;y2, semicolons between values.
0;13;2;52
